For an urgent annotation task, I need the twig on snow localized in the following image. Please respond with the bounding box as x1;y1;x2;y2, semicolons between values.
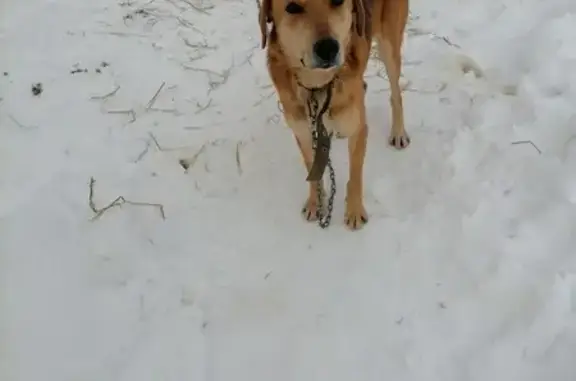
436;35;460;48
133;140;152;163
235;141;244;175
179;35;215;62
207;67;232;93
176;16;204;33
178;143;208;172
194;98;213;114
237;43;259;68
164;0;187;11
252;90;276;107
370;74;447;94
144;82;181;114
90;85;121;100
149;107;181;115
180;0;214;14
182;66;232;94
94;31;150;37
88;177;165;221
106;109;136;123
404;82;447;93
135;131;194;162
146;81;166;110
181;37;216;51
148;132;196;152
511;140;542;154
148;132;165;151
8;114;37;130
406;27;460;48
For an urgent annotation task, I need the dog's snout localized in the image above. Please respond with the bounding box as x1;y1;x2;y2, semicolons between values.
313;37;340;66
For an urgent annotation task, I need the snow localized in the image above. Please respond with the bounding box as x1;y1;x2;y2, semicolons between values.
1;0;576;379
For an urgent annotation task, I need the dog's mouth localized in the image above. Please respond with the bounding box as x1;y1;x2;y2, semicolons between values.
296;61;339;89
316;60;338;69
299;56;342;70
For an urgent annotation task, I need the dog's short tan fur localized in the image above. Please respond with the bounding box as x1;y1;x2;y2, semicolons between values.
259;0;409;230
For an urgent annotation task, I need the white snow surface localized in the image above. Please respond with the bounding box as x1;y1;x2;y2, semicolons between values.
2;0;576;379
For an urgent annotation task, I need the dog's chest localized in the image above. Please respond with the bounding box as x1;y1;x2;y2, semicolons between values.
297;87;359;138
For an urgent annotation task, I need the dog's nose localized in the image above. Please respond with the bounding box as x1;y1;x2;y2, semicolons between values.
313;37;340;66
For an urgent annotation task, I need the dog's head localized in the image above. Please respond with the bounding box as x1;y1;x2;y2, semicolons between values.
259;0;371;69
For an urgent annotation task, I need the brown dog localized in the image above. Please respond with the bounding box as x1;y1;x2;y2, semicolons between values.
259;0;409;230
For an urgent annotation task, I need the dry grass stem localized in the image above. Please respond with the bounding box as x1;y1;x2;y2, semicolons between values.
146;81;166;110
88;177;165;220
90;86;121;100
511;140;542;154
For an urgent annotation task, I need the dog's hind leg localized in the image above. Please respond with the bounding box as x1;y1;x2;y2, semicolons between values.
375;0;410;149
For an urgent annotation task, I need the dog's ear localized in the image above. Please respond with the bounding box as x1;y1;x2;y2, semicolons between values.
259;0;273;48
353;0;371;38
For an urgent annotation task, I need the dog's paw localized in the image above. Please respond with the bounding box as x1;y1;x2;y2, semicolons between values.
302;196;321;222
344;204;368;230
388;130;411;150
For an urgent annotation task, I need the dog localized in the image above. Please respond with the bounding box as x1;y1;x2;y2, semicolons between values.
258;0;409;230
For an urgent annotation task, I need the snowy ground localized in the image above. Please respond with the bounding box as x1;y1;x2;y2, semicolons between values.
2;0;576;379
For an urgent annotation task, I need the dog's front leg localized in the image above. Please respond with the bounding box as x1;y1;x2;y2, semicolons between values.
344;106;368;230
288;117;325;221
331;88;369;230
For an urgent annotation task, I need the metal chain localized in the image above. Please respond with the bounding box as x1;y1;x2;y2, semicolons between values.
307;85;336;229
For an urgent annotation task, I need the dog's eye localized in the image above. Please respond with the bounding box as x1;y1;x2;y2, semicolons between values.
285;2;304;14
330;0;344;6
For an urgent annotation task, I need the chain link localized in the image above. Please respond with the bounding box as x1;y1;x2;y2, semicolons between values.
307;85;336;229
